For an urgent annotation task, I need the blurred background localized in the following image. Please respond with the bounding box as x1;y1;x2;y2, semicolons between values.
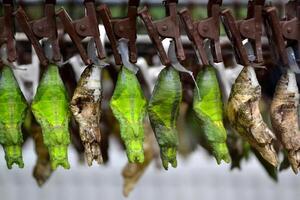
1;139;300;200
1;0;300;200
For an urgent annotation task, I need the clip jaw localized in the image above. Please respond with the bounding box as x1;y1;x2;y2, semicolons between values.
57;0;105;65
280;1;300;65
263;6;289;67
98;0;140;65
15;0;61;67
178;0;223;65
138;0;185;66
221;9;250;67
237;0;265;65
0;0;17;63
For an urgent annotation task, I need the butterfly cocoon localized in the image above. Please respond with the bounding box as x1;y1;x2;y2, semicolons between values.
32;64;71;170
70;65;103;166
270;70;300;173
0;66;28;169
193;65;231;164
148;66;181;170
227;66;278;167
110;66;147;163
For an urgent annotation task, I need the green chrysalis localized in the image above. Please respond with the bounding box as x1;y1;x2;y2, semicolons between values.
193;66;231;164
148;66;181;170
110;66;147;163
0;66;28;169
31;64;70;170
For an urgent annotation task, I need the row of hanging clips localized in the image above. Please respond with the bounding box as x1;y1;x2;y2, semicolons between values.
0;0;297;68
0;0;299;191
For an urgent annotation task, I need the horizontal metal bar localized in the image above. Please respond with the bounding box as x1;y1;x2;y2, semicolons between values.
15;32;271;46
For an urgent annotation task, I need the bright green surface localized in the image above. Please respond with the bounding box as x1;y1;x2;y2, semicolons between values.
110;67;147;163
31;64;70;170
0;66;28;169
148;66;182;170
193;66;230;164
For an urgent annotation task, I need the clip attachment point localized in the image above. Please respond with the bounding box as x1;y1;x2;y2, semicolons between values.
138;0;185;66
98;0;139;65
57;0;105;66
0;2;17;63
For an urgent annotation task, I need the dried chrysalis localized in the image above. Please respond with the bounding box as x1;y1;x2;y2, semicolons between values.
122;121;156;197
70;65;103;165
270;70;300;173
227;66;278;167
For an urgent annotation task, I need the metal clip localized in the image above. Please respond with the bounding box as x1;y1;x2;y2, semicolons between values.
263;6;289;67
98;0;140;65
57;0;105;65
280;1;300;65
0;0;17;63
284;0;298;20
178;0;223;65
138;0;185;66
221;9;250;66
15;0;61;67
236;0;265;64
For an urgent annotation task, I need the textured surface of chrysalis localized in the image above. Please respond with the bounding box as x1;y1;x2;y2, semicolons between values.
178;103;198;157
32;118;53;186
252;147;278;181
22;111;52;186
226;130;250;169
0;66;28;169
193;66;231;164
122;121;155;197
110;66;147;163
227;66;278;167
70;65;103;166
270;70;300;173
32;64;70;170
148;66;181;170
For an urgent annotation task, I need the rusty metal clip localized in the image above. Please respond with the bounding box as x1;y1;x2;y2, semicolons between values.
178;0;223;65
263;6;289;67
284;0;298;19
236;0;265;64
15;0;61;66
138;0;185;66
0;0;17;63
221;9;250;66
280;1;300;63
97;0;140;65
15;0;62;67
57;0;105;65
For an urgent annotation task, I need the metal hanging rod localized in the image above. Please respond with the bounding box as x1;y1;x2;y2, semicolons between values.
14;32;271;46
